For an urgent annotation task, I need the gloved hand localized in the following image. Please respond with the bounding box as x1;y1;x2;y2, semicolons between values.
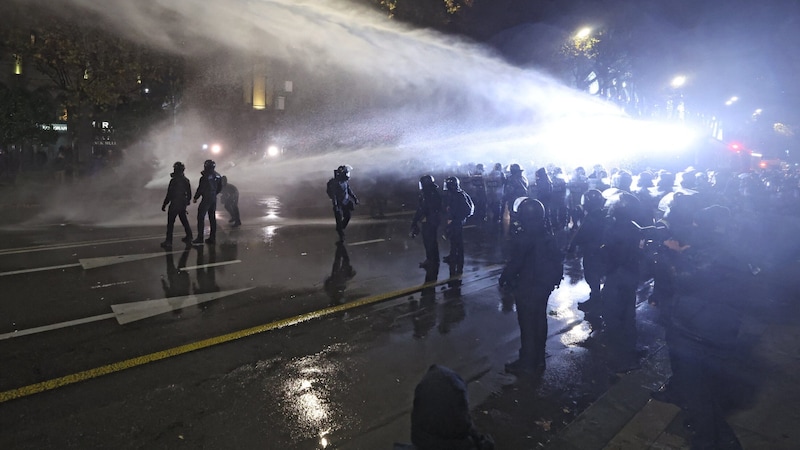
161;204;167;212
409;223;420;238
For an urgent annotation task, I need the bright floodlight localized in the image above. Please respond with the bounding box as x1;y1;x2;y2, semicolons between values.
671;75;686;88
575;27;592;39
267;145;280;157
211;143;222;154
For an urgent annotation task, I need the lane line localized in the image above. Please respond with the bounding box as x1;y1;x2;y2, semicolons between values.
0;263;82;277
347;239;385;246
180;260;242;271
0;235;162;256
0;274;475;404
0;313;116;340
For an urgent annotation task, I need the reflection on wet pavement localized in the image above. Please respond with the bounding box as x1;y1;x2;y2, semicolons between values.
258;196;282;221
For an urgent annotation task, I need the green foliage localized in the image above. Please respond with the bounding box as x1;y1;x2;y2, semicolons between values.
0;5;182;142
0;83;58;147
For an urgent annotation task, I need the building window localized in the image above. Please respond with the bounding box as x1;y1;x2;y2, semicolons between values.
13;54;22;75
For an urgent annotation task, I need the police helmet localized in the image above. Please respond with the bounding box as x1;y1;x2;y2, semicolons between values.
606;191;640;221
494;163;502;171
172;161;185;174
475;163;484;173
611;170;633;191
443;176;460;191
509;163;523;174
203;159;216;171
512;197;545;229
335;165;352;180
581;189;606;213
656;172;675;191
636;171;654;188
419;174;436;190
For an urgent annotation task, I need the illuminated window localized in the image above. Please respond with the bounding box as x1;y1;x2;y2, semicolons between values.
13;54;22;75
252;62;267;110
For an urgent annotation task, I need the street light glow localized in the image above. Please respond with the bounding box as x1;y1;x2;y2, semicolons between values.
671;75;686;88
575;27;592;39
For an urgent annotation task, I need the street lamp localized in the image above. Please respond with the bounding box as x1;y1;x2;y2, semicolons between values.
671;75;686;88
575;27;592;40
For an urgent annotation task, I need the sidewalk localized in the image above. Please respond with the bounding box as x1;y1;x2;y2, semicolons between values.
544;263;800;449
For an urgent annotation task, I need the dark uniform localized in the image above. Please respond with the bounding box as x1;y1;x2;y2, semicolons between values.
443;176;473;273
485;163;506;225
566;167;589;230
549;167;569;232
192;159;223;245
220;175;241;227
467;164;487;222
502;164;528;220
598;192;643;371
568;189;607;312
326;165;358;242
411;175;443;269
499;198;563;374
160;162;193;250
657;205;750;449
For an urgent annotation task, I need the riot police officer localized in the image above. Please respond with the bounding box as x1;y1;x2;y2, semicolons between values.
160;161;193;250
598;191;643;371
566;166;589;230
499;197;563;374
442;176;473;273
326;165;359;242
192;159;223;245
410;175;443;269
485;163;506;225
502;164;528;220
467;164;488;222
568;189;607;314
220;175;241;227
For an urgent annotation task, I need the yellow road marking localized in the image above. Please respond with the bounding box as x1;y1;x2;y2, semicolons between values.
0;274;470;404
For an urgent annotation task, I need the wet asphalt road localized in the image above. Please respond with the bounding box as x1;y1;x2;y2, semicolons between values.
0;185;624;449
2;185;798;449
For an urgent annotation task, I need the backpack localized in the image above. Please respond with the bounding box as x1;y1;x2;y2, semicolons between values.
536;233;564;289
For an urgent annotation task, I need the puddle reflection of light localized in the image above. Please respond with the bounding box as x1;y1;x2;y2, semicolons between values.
258;195;282;221
281;363;334;447
261;225;279;243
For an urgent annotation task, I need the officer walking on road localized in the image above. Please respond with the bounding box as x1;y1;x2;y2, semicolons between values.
192;159;223;245
327;165;359;243
410;175;443;270
160;161;193;250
